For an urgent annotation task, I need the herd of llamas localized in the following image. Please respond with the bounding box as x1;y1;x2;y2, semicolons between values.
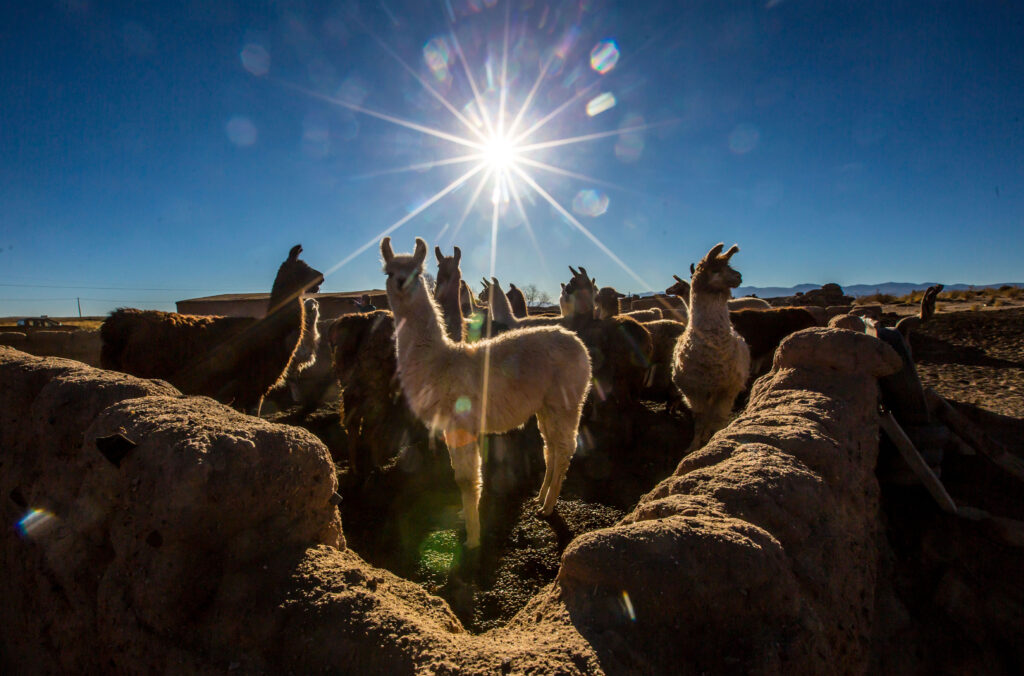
99;238;823;551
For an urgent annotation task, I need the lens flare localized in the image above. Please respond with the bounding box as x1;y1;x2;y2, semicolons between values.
572;189;609;217
225;116;257;147
585;92;616;117
240;43;270;76
728;123;760;154
589;39;620;74
423;37;453;82
17;508;58;539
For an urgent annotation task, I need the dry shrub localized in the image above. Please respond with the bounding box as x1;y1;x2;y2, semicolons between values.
855;293;897;305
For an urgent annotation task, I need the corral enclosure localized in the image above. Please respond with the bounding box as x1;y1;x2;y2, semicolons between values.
3;307;1024;673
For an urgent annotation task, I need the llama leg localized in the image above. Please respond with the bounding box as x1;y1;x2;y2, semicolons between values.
535;411;574;516
445;430;483;549
535;414;556;510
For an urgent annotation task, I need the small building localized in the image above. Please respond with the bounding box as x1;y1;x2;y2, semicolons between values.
176;290;388;319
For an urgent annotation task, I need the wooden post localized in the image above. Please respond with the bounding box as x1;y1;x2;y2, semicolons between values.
879;411;958;514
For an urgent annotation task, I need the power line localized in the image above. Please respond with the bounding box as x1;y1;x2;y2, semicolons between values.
0;282;211;292
1;297;179;303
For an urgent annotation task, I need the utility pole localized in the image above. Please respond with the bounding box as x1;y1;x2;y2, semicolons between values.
77;297;82;318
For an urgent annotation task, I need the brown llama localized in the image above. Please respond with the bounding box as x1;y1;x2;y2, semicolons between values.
100;244;323;413
506;283;528;318
562;267;653;408
434;245;465;341
328;309;421;475
381;237;591;549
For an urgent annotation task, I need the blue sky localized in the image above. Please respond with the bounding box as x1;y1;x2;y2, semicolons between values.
2;0;1022;317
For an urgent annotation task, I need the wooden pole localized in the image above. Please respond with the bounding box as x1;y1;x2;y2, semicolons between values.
879;411;958;514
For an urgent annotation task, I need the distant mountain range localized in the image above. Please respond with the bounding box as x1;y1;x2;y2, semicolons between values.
732;282;1024;299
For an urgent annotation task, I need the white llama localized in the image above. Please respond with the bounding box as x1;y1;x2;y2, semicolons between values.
672;243;751;452
381;237;592;549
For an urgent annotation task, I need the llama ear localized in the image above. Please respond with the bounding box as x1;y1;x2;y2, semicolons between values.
289;244;302;261
560;282;566;292
569;265;579;277
413;238;427;266
380;237;394;264
435;246;443;263
673;274;684;283
705;243;725;261
690;262;695;275
723;244;740;260
453;246;461;264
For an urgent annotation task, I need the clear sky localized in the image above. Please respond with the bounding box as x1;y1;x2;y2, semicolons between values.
2;0;1022;317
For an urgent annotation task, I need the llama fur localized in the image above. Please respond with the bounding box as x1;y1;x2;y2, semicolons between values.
672;243;751;452
663;274;692;323
328;309;422;475
282;298;321;401
642;318;687;407
729;306;819;377
381;237;591;549
595;285;665;322
563;267;653;408
460;279;477;318
434;246;466;342
100;244;323;412
507;283;529;318
728;296;772;310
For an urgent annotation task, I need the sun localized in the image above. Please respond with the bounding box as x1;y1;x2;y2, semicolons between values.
481;133;519;171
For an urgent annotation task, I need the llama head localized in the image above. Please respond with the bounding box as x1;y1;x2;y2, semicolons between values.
381;237;429;305
665;274;691;298
558;282;571;316
594;286;625;319
434;245;462;297
564;266;597;317
506;282;527;317
691;243;742;295
478;276;501;305
459;279;475;314
271;244;324;309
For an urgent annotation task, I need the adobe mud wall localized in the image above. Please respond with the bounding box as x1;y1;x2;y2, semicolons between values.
1;330;901;674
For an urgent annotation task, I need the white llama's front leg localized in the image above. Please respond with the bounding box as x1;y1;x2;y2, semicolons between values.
445;429;483;549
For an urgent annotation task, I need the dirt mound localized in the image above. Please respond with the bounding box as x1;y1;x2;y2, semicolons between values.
558;328;903;674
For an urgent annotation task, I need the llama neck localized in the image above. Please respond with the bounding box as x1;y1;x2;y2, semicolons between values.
392;285;449;365
436;280;464;341
262;290;304;339
689;287;732;332
489;285;515;324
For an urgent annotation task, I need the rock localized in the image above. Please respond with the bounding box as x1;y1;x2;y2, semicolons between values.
829;314;867;332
